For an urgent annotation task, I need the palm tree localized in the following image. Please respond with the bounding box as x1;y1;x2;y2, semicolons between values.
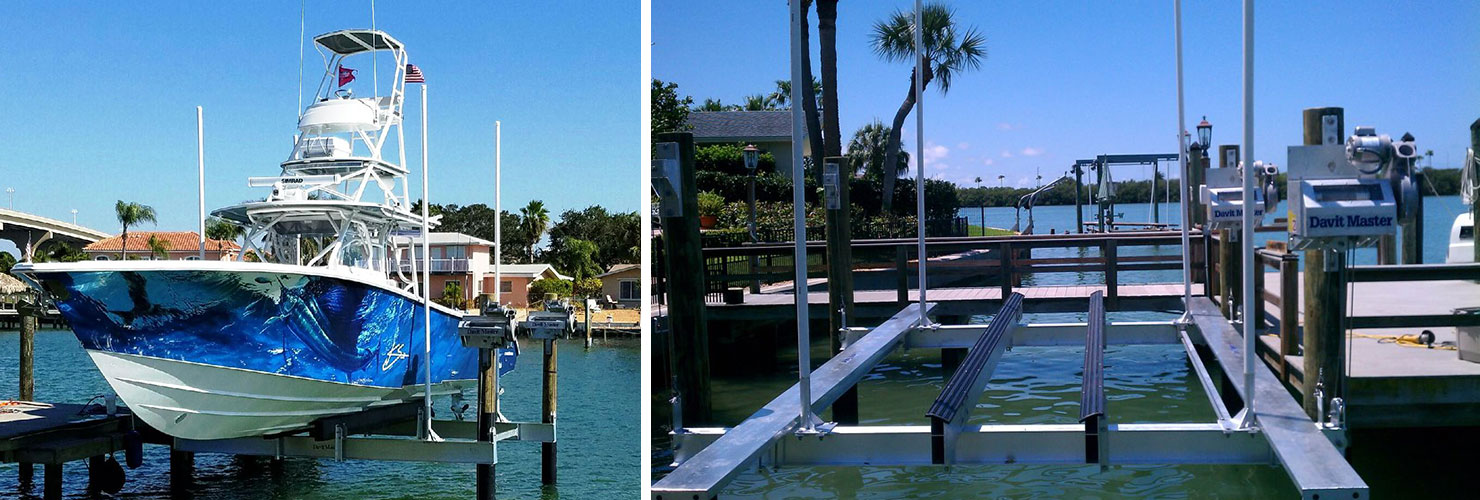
205;216;246;258
519;200;550;262
742;94;775;111
769;78;822;110
871;2;987;211
846;120;909;180
817;0;841;160
997;174;1005;187
796;0;825;185
146;235;170;260
696;98;728;112
114;200;157;259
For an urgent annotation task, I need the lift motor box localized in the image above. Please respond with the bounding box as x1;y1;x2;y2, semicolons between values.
1200;167;1265;230
1287;144;1397;250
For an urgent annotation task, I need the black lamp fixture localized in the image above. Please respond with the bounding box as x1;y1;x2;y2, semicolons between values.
742;144;760;172
1196;116;1212;150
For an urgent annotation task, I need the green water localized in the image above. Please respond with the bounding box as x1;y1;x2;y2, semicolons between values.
2;329;640;499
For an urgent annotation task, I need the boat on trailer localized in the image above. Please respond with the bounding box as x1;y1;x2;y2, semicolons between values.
13;29;513;440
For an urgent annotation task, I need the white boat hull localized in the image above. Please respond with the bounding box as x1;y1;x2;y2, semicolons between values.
90;350;462;440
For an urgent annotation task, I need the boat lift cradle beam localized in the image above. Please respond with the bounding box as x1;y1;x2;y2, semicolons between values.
926;292;1022;465
1188;298;1368;499
167;401;554;465
651;303;935;499
1080;291;1108;465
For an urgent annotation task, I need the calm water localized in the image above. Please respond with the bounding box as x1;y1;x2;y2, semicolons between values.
2;331;640;499
653;196;1472;497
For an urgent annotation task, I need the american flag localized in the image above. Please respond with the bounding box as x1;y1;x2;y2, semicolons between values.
405;64;425;84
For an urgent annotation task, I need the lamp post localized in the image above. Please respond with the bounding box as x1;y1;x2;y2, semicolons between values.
1196;116;1213;161
743;144;760;242
71;209;78;225
5;187;13;209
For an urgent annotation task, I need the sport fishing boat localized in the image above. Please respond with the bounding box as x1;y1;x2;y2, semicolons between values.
12;29;512;440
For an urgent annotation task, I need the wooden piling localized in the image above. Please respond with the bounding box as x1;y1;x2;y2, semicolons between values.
1103;239;1119;308
43;463;60;500
1218;230;1240;319
1279;256;1300;359
541;338;557;484
476;348;496;499
823;157;858;425
1403;169;1424;265
895;246;908;305
170;448;193;495
1301;107;1346;419
18;298;37;486
656;132;711;425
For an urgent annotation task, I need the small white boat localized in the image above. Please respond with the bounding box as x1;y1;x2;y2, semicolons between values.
1449;212;1474;263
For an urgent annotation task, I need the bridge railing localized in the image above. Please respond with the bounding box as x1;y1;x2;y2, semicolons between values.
699;230;1205;304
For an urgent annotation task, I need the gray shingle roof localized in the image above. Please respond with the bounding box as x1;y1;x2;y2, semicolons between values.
684;111;798;141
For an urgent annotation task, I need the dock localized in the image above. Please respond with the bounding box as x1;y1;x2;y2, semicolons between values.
1249;269;1480;428
704;283;1199;320
1;401;135;499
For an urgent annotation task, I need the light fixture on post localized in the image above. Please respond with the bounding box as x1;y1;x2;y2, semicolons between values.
71;209;78;225
743;144;760;242
5;187;13;210
1197;117;1213;158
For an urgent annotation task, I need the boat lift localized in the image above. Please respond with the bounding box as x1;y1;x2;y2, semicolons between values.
165;307;554;499
654;1;1366;497
1073;154;1181;233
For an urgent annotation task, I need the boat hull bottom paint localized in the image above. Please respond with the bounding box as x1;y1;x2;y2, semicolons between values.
90;350;466;439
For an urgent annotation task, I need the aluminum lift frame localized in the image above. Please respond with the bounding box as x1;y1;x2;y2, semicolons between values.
652;297;1368;499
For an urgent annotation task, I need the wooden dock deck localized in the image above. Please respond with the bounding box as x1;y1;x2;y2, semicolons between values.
1;401;135;499
1252;273;1480;428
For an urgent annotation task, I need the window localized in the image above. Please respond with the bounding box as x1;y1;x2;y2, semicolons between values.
500;281;513;293
94;255;110;261
445;245;465;259
619;279;640;300
184;256;202;261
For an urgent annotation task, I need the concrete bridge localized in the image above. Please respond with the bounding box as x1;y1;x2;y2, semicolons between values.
0;208;110;260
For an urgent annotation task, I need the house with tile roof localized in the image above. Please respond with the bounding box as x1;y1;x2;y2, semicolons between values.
684;110;809;177
84;231;240;261
397;232;570;309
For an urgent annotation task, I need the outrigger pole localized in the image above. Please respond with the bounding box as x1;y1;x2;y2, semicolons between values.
197;106;207;260
419;79;440;441
494;121;502;306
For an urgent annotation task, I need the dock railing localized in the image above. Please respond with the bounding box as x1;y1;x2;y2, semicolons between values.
697;230;1204;305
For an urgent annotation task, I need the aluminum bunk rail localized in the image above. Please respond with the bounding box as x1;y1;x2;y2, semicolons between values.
1079;291;1107;465
926;293;1023;465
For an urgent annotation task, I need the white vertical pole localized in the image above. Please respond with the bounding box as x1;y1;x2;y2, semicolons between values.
494;121;502;306
420;82;438;440
197;106;206;259
788;0;815;432
913;0;929;326
1174;0;1192;323
1239;0;1257;425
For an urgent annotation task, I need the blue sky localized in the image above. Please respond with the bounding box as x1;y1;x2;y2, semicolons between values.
654;1;1480;189
0;1;639;240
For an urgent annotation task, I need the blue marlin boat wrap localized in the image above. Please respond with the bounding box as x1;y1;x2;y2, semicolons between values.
43;269;512;388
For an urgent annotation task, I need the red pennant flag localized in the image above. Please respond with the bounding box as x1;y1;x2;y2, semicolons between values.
337;65;356;87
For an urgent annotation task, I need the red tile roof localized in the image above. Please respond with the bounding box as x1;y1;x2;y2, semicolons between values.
84;231;240;252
